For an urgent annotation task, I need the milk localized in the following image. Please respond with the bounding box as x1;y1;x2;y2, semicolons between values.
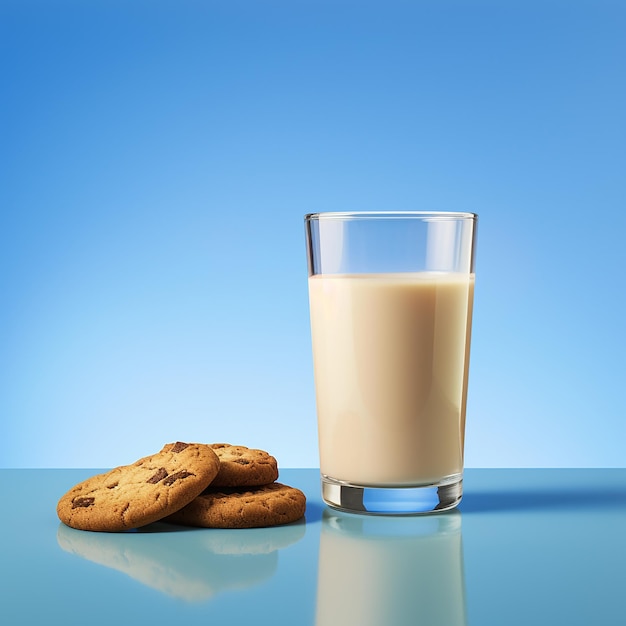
308;272;474;486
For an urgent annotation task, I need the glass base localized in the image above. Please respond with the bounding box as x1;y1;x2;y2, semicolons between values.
321;474;463;515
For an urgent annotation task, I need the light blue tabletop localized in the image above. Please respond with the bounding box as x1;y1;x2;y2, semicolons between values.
2;468;625;626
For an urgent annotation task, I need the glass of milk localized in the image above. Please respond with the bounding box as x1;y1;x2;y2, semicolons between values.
305;212;477;514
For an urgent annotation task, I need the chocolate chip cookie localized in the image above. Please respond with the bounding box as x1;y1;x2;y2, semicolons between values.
57;442;220;532
209;444;279;487
166;482;306;529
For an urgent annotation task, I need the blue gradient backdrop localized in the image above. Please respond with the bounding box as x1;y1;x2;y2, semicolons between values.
1;0;625;468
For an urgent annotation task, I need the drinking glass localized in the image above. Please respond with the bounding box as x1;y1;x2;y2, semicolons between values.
305;212;477;514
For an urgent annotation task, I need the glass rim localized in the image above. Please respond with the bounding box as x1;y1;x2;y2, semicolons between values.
304;211;477;221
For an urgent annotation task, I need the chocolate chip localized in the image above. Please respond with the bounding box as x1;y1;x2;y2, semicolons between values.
170;442;189;453
147;468;169;484
72;497;95;509
234;458;250;465
163;470;194;485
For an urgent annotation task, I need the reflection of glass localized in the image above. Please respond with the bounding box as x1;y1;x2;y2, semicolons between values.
57;521;305;602
315;511;466;626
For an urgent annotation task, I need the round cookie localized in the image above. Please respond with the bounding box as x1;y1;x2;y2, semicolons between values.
57;442;220;532
209;444;279;487
166;483;306;529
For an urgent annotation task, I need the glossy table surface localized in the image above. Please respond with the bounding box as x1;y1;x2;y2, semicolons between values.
3;468;625;626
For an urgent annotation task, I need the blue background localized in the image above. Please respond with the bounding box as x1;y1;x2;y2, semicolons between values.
1;0;624;468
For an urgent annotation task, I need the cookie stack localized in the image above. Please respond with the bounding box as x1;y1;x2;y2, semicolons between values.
166;443;306;530
57;442;306;532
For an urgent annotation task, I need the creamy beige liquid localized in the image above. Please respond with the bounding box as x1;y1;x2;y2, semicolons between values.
308;272;474;486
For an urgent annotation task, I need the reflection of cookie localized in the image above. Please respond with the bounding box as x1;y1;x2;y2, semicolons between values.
57;522;279;602
167;483;306;529
57;442;220;532
209;444;279;487
56;515;306;601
